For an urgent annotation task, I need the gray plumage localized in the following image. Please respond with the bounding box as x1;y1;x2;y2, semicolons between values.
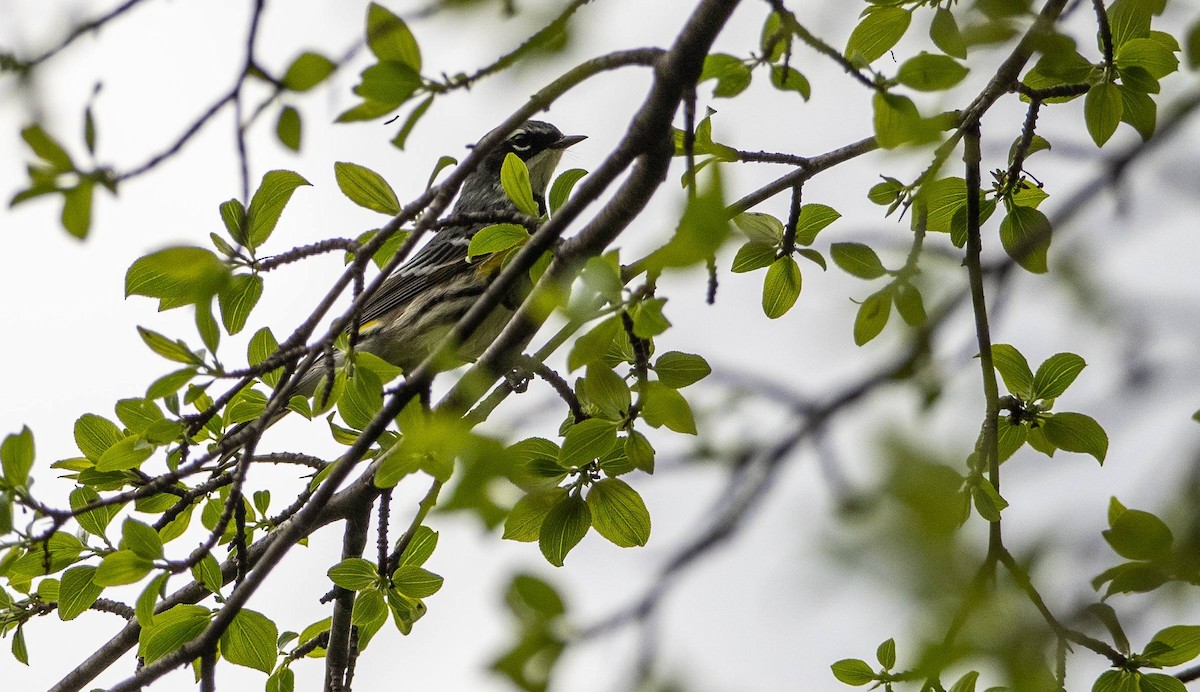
295;121;585;395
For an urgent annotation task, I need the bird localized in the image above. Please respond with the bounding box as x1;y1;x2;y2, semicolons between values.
293;120;586;397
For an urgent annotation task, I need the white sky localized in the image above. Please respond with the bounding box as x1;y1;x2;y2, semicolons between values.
3;0;1200;690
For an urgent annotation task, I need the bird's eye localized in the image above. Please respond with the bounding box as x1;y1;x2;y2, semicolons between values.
510;133;531;151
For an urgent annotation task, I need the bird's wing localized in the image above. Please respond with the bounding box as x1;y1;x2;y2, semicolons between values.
357;233;473;328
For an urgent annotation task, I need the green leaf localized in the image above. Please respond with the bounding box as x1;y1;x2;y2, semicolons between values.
893;283;925;326
769;65;811;99
338;367;383;431
334;161;401;215
391;565;443;598
853;290;891;346
247;327;282;388
731;241;776;273
624;431;655;474
631;298;671;338
539;493;591;567
1116;37;1179;79
467;224;529;259
1103;507;1172;559
1009;135;1052;165
868;177;903;206
1106;0;1153;49
426;155;458;191
366;2;421;71
831;658;876;686
1093;670;1138;692
930;8;968;58
549;168;587;215
586;478;651;547
584;365;631;418
799;249;826;269
873;92;927;149
1085;82;1123;147
74;413;122;462
11;626;28;665
397;526;438;567
649;162;730;268
8;532;84;577
137;327;201;365
392;94;434;150
794;204;841;245
94;550;154;586
845;7;911;64
1087;602;1131;655
559;419;619;468
990;344;1034;399
568;316;619;371
1146;625;1200;667
1141;674;1188;692
1118;85;1157;141
96;436;155;472
356;351;403;384
1095;562;1168;597
500;153;539;217
268;668;295;692
336;97;401;123
655;351;711;388
504;488;566;542
219;199;246;244
1;426;34;486
897;53;969;91
126;246;230;309
700;53;752;98
507;573;566;620
948;671;979;692
58;566;102;621
218;273;263;335
220;608;279;673
917;177;973;236
195;300;220;352
639;382;697;434
135;572;167;626
61;180;94;239
762;256;802;319
71;486;121;537
999;205;1051;274
275;106;301;151
733;212;784;244
579;254;623;302
1119;63;1161;94
282;51;336;92
760;11;788;61
21;124;74;171
193;553;224;596
876;638;896;669
139;605;211;664
1031;352;1086;400
245;170;311;251
831;243;887;279
328;558;379;591
122;518;164;560
972;477;1008;521
1042;412;1108;464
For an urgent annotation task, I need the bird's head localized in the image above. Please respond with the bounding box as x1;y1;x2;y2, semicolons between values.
456;120;586;214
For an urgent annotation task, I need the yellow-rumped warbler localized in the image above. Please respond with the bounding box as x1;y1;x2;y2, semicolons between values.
294;120;585;395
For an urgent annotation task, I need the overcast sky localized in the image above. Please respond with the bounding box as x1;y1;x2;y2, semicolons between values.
4;1;1200;690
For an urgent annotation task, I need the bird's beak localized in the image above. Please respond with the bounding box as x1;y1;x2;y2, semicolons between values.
552;134;587;149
